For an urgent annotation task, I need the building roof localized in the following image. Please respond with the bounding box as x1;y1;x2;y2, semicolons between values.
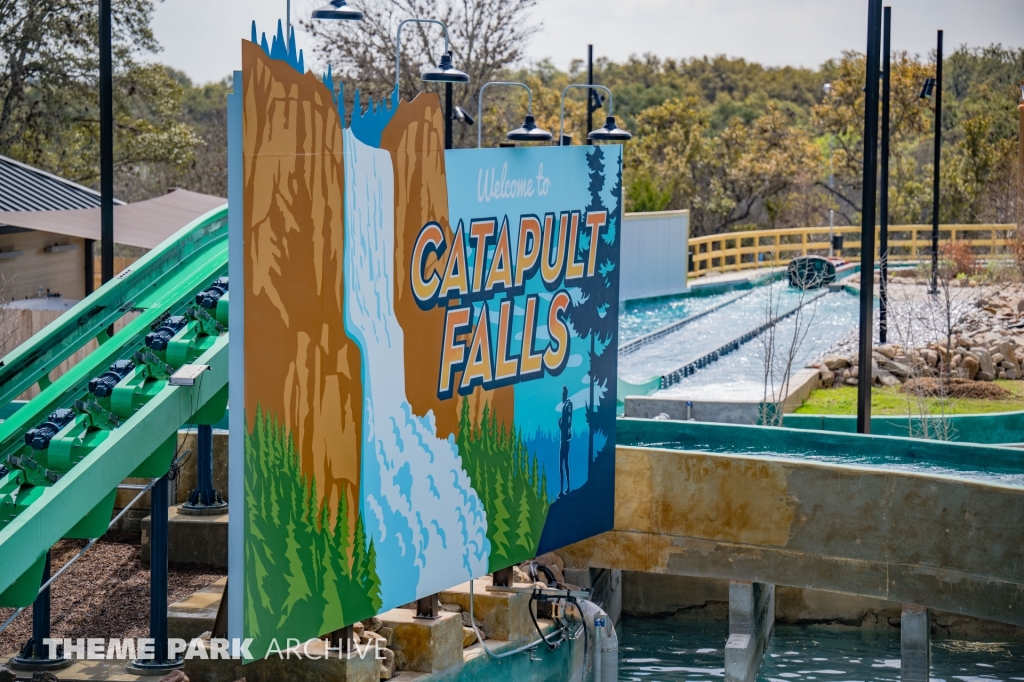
0;189;226;249
0;154;125;212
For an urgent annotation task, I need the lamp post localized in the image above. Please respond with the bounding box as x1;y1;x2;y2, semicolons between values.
879;6;891;344
824;82;835;257
100;0;113;287
559;84;631;144
477;82;552;147
395;19;468;150
311;0;364;20
920;30;943;294
856;0;882;435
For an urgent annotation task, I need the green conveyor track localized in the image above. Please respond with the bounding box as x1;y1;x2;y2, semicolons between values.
0;205;230;606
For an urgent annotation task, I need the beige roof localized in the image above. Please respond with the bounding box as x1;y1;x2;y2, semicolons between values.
0;189;226;249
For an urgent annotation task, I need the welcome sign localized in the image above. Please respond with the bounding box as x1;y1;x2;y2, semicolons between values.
228;24;621;658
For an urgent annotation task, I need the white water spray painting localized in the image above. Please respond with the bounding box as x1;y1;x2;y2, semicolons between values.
341;130;490;607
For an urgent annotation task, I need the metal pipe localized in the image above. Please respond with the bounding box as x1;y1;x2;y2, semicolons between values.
395;18;450;98
477;81;534;148
445;82;453;150
879;6;891;344
856;0;883;435
100;0;114;286
930;30;943;294
30;551;52;659
559;84;614;145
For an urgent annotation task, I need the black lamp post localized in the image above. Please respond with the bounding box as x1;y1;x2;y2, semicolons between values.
395;19;468;150
559;84;631;144
100;0;113;288
879;6;891;344
856;0;883;435
476;82;552;147
920;31;943;294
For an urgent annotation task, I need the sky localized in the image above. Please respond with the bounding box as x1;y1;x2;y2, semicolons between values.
150;0;1024;85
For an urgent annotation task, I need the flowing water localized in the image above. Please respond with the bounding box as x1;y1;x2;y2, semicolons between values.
652;290;860;401
618;281;816;385
617;620;1024;681
619;290;748;344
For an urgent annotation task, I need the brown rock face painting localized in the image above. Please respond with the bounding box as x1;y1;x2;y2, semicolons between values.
231;25;621;658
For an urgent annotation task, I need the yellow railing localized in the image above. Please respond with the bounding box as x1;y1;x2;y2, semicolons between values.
688;224;1018;277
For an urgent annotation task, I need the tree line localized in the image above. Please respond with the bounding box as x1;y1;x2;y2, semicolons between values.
1;0;1020;237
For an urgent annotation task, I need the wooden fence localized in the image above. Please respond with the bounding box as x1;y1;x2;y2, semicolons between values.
688;224;1017;277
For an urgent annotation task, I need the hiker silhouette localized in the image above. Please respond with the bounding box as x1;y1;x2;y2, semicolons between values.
558;385;572;497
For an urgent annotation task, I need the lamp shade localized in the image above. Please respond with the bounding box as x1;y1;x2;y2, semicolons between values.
421;52;469;84
506;114;553;142
311;0;364;20
587;115;632;142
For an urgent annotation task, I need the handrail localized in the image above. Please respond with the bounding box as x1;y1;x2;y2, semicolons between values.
687;223;1017;278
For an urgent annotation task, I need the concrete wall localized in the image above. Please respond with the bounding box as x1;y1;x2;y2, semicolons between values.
620;572;1024;640
0;229;86;300
620;210;689;302
561;446;1024;627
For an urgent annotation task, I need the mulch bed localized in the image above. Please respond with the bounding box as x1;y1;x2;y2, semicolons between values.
900;377;1014;401
0;533;225;658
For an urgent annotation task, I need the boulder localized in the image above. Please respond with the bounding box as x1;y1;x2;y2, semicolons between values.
962;355;980;380
463;627;478;647
876;344;897;359
818;368;834;388
353;622;365;638
977;371;995;382
845;377;858;386
462;611;485;637
886;361;912;379
992;352;1005;365
362;616;383;633
923;349;939;367
0;666;14;682
972;347;995;375
440;602;462;613
379;626;395;646
380;647;397;680
997;341;1020;371
875;369;900;387
823;355;849;370
1007;368;1020;380
29;674;60;682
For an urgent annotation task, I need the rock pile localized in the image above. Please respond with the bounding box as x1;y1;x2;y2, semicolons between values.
814;332;1024;389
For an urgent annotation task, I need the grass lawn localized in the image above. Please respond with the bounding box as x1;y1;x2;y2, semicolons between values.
795;381;1024;416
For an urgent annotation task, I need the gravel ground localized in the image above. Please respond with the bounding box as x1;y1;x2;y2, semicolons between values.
0;533;225;658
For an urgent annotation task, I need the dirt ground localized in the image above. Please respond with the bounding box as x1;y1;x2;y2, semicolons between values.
0;534;225;658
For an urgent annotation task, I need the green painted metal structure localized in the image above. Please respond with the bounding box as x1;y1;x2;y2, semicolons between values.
0;205;230;606
617;418;1024;473
782;411;1024;445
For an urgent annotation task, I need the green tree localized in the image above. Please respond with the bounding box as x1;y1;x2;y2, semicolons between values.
0;0;201;200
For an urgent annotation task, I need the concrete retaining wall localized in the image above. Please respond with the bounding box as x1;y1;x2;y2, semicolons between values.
561;444;1024;626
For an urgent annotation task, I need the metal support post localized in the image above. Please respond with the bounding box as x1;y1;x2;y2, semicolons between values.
587;44;594;145
129;476;182;673
99;0;114;287
10;550;72;671
445;82;453;150
414;593;440;619
492;566;514;588
879;6;891;344
856;0;883;434
930;30;943;294
182;424;227;514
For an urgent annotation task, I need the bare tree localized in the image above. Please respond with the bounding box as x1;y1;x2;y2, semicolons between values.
303;0;538;147
758;263;827;426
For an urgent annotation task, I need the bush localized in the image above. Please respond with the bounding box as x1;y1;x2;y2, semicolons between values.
939;239;978;276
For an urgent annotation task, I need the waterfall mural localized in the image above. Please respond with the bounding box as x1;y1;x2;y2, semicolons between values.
229;21;621;659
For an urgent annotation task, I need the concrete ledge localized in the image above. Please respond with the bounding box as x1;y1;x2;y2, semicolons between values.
141;506;228;566
168;577;225;640
378;608;463;674
439;578;534;643
625;368;819;424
